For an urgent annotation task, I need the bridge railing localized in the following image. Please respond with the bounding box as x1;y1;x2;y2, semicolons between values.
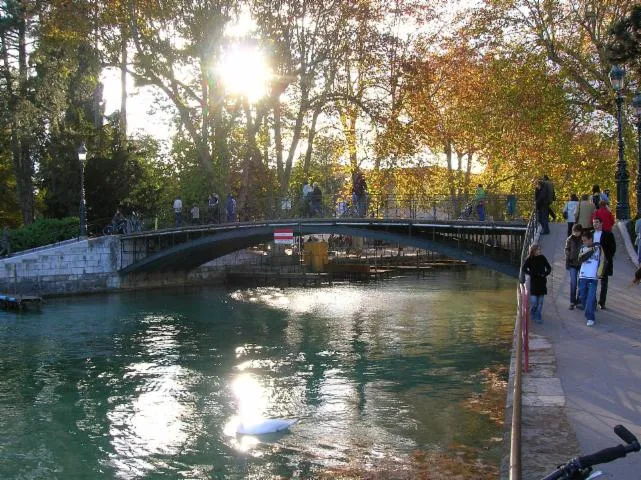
149;193;533;230
510;208;537;480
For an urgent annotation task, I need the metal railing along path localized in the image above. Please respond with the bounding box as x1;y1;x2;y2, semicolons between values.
151;193;533;229
510;208;537;480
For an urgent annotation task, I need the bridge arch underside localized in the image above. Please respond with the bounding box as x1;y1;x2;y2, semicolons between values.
119;223;524;277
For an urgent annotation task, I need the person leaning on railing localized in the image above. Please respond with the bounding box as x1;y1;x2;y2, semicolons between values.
474;184;487;221
111;209;126;234
0;225;10;257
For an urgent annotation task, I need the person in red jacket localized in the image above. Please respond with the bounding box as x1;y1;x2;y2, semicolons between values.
591;200;614;232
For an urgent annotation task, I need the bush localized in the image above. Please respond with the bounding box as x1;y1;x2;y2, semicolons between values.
9;217;80;253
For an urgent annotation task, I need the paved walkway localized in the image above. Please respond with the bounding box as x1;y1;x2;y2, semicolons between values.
533;222;641;478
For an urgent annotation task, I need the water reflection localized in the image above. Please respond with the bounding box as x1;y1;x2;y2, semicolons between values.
0;270;514;479
106;315;196;479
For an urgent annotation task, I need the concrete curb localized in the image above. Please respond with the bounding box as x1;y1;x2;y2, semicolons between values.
615;220;639;267
500;330;580;479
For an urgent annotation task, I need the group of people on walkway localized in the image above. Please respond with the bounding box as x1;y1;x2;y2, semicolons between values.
564;216;615;326
559;184;617;326
301;180;324;217
527;179;638;327
172;193;237;227
300;170;369;219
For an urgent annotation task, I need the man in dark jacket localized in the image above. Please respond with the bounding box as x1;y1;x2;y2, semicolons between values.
543;175;556;221
535;179;550;234
592;217;615;309
0;226;10;257
226;193;237;222
565;223;583;309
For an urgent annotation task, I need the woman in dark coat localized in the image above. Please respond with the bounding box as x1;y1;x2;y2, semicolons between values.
522;244;552;323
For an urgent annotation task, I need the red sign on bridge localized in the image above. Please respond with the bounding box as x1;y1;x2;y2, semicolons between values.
273;228;294;245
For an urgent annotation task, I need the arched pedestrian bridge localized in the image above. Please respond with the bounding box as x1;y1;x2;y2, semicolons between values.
118;218;528;277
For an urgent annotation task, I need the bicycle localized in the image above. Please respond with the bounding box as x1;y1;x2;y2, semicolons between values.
541;425;640;479
103;221;125;235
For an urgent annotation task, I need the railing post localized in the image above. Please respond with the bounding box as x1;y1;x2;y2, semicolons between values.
510;207;536;480
511;285;524;480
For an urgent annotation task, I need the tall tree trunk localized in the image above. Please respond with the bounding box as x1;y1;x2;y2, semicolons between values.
5;2;35;225
119;35;128;142
340;105;359;172
445;139;455;199
302;106;321;179
456;151;464;196
262;115;270;167
238;100;265;217
209;78;232;189
200;59;208;150
274;100;284;191
464;151;473;196
11;132;34;225
280;89;308;196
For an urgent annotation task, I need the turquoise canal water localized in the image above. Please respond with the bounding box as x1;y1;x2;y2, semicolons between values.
0;269;516;479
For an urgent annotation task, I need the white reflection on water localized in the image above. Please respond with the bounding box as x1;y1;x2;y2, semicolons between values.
231;287;373;318
223;373;268;452
106;316;195;479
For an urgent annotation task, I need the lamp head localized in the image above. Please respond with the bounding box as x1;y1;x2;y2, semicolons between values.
77;143;88;164
633;93;641;118
609;65;625;92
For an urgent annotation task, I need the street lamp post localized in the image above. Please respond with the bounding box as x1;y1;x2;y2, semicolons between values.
78;143;88;238
609;65;630;220
633;93;641;216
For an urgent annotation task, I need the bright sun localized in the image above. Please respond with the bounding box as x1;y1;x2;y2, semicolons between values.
216;45;272;102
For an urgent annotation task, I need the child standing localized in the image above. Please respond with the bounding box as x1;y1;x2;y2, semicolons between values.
577;229;605;327
564;223;583;310
522;244;552;324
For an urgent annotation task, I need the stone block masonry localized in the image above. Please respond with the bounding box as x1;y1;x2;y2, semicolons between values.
0;237;123;295
0;236;227;296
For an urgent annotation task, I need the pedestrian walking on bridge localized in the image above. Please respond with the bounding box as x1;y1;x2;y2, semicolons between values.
565;223;583;310
208;193;220;224
474;184;486;221
173;196;183;227
577;229;606;326
574;193;595;231
592;217;615;310
0;226;10;257
190;204;200;225
562;194;579;236
521;244;552;324
535;180;550;234
226;193;237;222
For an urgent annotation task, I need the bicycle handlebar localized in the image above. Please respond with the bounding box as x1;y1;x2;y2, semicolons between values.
541;425;640;480
577;444;629;468
615;424;638;445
